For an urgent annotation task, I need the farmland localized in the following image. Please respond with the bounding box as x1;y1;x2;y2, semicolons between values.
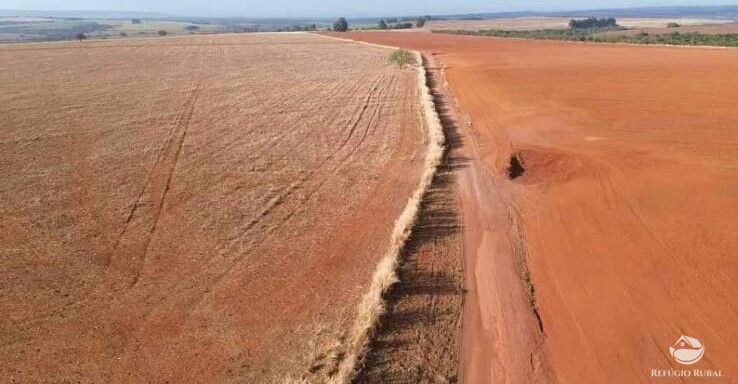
340;32;738;383
3;7;738;383
0;15;325;42
600;20;738;36
0;16;227;41
428;16;738;48
0;33;426;382
423;16;729;31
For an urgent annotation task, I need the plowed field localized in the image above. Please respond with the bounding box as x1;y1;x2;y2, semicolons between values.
339;32;738;383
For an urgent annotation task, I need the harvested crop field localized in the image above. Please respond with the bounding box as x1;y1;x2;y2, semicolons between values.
600;20;738;37
0;32;427;382
424;16;728;31
340;32;738;383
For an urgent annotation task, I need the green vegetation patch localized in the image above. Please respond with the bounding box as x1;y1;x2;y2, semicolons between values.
388;49;416;67
434;27;621;42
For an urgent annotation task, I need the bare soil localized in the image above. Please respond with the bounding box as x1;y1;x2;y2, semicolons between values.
0;32;426;383
340;32;738;384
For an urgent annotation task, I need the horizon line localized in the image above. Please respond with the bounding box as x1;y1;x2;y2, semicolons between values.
3;3;738;20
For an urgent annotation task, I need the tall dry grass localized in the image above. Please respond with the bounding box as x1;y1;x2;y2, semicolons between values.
328;49;446;384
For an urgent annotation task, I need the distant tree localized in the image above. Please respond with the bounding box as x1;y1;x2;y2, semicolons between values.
667;22;681;28
185;25;200;31
333;17;349;32
385;18;398;23
75;32;87;42
391;22;413;30
569;17;618;29
416;17;426;28
157;30;168;36
119;32;129;37
131;18;142;24
378;19;388;30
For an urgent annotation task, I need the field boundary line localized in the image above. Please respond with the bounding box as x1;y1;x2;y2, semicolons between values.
311;33;446;384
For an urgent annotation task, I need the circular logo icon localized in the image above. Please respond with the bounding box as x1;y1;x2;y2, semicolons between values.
669;335;704;365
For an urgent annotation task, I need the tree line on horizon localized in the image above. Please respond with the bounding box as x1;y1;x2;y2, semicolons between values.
330;15;431;32
569;17;618;29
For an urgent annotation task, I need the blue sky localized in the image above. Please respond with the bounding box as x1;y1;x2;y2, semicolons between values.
2;0;733;18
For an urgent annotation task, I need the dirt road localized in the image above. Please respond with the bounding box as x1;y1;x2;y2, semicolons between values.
340;32;738;383
0;33;425;382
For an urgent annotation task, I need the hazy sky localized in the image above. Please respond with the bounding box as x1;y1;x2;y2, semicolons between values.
2;0;732;18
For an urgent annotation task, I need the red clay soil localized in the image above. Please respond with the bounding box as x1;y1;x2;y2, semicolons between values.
337;32;738;383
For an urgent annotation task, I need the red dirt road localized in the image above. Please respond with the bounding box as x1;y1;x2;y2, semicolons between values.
340;32;738;383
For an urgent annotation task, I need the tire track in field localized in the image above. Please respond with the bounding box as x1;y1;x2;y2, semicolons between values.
212;74;389;251
250;74;393;242
108;79;202;288
0;46;209;339
86;68;396;345
247;73;400;246
177;73;397;312
3;78;205;346
106;72;393;319
277;73;396;221
5;39;388;331
232;74;391;244
182;71;373;205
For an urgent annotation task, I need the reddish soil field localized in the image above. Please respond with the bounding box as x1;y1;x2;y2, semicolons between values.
0;33;425;383
338;32;738;383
